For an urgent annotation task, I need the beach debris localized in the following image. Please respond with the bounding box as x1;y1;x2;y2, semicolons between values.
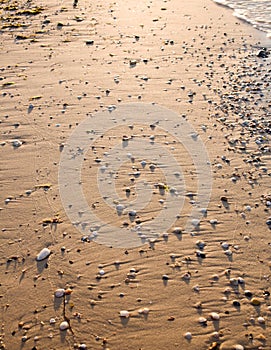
36;248;51;261
59;321;69;331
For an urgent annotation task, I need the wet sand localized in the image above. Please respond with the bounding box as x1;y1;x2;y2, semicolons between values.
0;0;271;349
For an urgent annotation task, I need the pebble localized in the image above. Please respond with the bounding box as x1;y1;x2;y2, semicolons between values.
233;346;244;350
138;307;149;315
250;298;261;306
198;317;207;325
119;310;130;318
184;332;192;340
36;247;51;261
59;321;69;331
210;312;220;320
172;227;182;234
257;316;265;324
12;139;22;148
54;288;65;298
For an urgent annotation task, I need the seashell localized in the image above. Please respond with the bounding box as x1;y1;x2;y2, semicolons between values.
59;321;69;331
36;247;51;261
184;332;192;340
54;288;65;298
119;310;130;318
210;312;220;320
50;318;56;324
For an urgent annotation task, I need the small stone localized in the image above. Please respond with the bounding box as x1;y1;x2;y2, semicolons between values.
138;307;149;315
184;332;192;340
172;227;182;234
59;321;69;331
210;312;220;320
244;290;253;298
198;317;207;325
12;139;23;148
258;316;265;324
54;288;65;298
233;345;244;350
232;300;241;307
119;310;130;318
36;247;51;261
251;298;261;306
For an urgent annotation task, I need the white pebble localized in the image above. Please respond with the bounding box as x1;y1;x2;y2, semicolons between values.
198;317;207;324
221;242;229;249
36;247;51;261
233;345;244;350
54;288;65;298
119;310;130;318
59;321;69;331
184;332;192;340
210;312;220;320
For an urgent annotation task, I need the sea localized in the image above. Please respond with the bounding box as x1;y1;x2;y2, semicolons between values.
213;0;271;39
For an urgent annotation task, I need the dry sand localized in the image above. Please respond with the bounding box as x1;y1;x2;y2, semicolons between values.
1;0;271;349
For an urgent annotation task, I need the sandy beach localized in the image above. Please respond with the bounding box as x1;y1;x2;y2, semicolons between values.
1;0;271;349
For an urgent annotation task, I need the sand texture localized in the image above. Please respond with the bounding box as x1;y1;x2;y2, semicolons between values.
1;0;271;349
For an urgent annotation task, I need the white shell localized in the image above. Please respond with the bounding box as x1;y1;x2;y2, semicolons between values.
54;288;65;298
36;247;51;261
59;321;69;331
119;310;130;318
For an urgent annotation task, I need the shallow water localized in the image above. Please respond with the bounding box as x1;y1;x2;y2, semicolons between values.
213;0;271;38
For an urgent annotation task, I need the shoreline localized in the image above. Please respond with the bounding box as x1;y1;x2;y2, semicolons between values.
1;0;271;349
